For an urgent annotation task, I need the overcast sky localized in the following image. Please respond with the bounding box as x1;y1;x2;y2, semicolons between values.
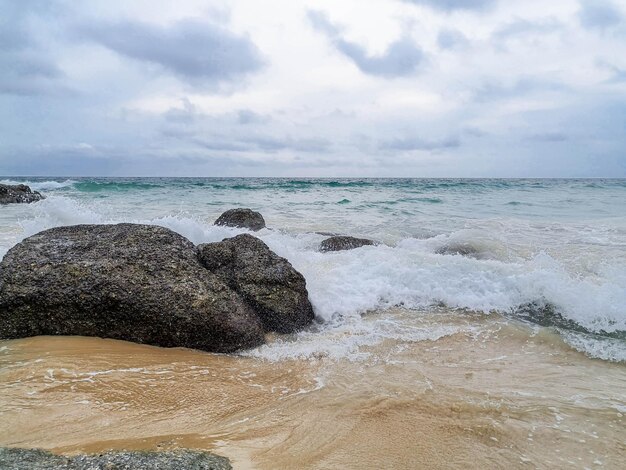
1;0;625;177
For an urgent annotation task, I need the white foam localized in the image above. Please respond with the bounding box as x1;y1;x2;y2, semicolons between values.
242;316;466;361
560;332;626;363
1;196;625;361
0;179;76;191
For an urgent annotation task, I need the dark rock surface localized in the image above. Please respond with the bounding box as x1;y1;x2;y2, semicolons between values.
514;301;625;340
198;234;314;333
0;224;265;352
0;447;231;470
214;208;266;231
320;235;376;252
0;183;45;204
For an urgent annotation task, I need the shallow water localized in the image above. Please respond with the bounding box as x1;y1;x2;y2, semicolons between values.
1;311;625;469
1;177;625;467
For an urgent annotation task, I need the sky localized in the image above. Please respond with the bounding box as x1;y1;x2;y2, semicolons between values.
0;0;625;177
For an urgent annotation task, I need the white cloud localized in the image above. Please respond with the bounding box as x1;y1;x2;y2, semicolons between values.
0;0;624;177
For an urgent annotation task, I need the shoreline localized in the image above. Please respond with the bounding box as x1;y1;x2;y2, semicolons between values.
2;310;624;469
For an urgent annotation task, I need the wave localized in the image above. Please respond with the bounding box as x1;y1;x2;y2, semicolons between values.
73;181;165;192
3;196;625;362
0;179;76;191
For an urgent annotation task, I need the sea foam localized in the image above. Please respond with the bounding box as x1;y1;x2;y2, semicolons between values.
2;194;625;362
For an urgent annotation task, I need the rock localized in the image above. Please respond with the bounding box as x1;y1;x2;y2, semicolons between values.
515;301;587;333
514;301;625;340
214;208;266;231
0;224;265;353
198;234;314;333
0;183;45;204
435;242;481;258
319;235;375;252
0;447;231;470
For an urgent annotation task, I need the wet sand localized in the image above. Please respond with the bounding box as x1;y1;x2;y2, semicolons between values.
1;311;625;469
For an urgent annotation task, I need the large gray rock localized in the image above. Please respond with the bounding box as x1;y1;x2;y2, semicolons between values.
214;208;266;231
198;234;314;333
0;183;45;204
0;224;265;353
320;235;375;252
0;447;231;470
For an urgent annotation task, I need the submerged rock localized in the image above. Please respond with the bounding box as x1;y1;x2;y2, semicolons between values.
514;301;625;340
435;242;481;258
320;235;375;252
0;447;231;470
0;183;44;204
198;234;314;333
214;208;266;231
0;224;265;353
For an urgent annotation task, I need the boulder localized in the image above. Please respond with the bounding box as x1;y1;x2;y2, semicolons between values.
0;224;265;353
214;208;266;231
198;234;314;333
0;183;45;204
0;447;231;470
320;235;375;252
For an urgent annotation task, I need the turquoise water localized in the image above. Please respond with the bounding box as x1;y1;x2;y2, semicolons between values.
1;177;625;361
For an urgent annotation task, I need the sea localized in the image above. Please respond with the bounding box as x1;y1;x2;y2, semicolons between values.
1;177;625;468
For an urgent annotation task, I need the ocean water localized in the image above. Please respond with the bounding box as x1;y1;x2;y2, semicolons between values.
1;177;625;362
2;177;626;468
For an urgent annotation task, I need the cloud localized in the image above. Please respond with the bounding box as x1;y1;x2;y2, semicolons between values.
401;0;496;13
160;111;330;154
1;1;626;178
77;18;264;87
164;97;197;123
0;5;65;95
578;0;623;30
0;52;64;96
237;109;269;125
307;10;424;78
473;78;566;101
492;18;563;43
191;135;330;154
437;29;469;49
525;132;568;142
379;135;460;151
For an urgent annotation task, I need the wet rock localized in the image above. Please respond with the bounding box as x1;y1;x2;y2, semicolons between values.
514;301;625;339
198;234;314;333
0;183;45;204
435;242;481;258
0;224;265;353
0;447;231;470
214;208;266;231
320;235;375;252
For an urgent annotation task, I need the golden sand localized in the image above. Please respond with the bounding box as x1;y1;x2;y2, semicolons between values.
1;311;624;469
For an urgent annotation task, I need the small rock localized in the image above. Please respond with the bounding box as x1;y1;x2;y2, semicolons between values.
320;235;376;252
214;208;266;231
198;234;314;333
514;301;625;339
0;447;231;470
0;183;45;204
